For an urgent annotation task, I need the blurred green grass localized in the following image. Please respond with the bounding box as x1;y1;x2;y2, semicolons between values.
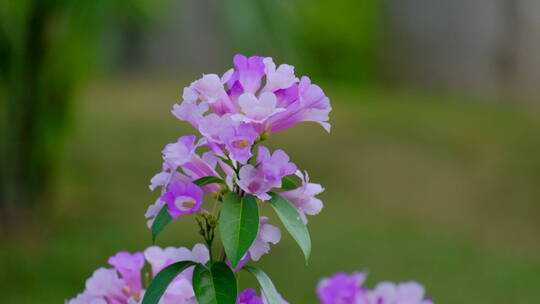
1;77;540;303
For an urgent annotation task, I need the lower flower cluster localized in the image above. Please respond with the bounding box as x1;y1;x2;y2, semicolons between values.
67;246;432;304
317;272;433;304
66;244;288;304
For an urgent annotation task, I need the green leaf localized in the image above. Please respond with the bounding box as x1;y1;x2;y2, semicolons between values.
219;193;260;268
193;262;237;304
151;204;172;243
280;176;298;190
142;261;196;304
193;176;227;187
243;265;282;304
268;192;311;262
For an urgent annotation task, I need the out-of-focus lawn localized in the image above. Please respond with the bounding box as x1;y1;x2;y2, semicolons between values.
2;77;540;303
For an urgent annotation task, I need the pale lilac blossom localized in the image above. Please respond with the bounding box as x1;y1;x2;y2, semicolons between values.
227;55;266;94
162;136;197;169
317;272;369;304
266;76;331;134
256;146;297;182
220;123;259;164
263;57;298;92
280;170;324;223
172;100;209;128
108;252;145;298
232;92;285;124
368;281;433;304
237;165;276;201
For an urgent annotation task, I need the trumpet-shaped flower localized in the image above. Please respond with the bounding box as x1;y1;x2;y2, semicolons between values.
256;146;297;182
108;252;145;298
191;74;236;115
172;99;209;128
144;243;209;277
317;272;369;304
227;55;266;94
266;76;331;134
368;281;433;304
279;170;324;223
263;57;298;92
162;136;197;169
249;217;281;261
232;92;285;124
160;182;203;218
220;123;259;164
237;165;276;201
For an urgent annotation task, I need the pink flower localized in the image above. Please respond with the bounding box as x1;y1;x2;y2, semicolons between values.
237;165;277;201
108;252;145;298
266;76;331;134
74;268;128;304
198;114;236;144
237;288;264;304
279;170;324;223
249;216;281;261
231;92;285;124
256;146;297;182
144;244;209;277
368;281;433;304
162;136;197;169
227;55;266;94
172;100;208;128
262;57;298;92
191;74;236;115
160;182;203;218
145;198;166;228
220;123;259;164
317;272;369;304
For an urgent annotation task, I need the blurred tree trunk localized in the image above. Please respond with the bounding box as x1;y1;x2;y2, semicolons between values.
0;0;60;233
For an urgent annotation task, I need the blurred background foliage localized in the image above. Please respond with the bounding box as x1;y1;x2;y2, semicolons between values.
1;0;540;303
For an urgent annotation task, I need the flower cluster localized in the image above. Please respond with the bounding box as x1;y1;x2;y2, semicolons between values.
146;54;329;222
67;244;209;304
66;245;288;304
68;253;434;304
316;272;433;304
145;54;329;267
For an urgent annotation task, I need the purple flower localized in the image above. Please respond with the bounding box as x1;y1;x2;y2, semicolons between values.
249;216;281;261
256;146;297;182
220;123;259;164
191;74;237;115
145;198;166;228
228;55;266;94
160;182;203;218
231;92;285;124
108;251;145;298
162;136;197;169
172;99;209;128
279;170;324;223
67;268;128;304
266;76;331;134
368;281;433;304
144;244;209;277
67;245;211;304
237;288;265;304
181;152;223;194
237;288;289;304
149;170;190;192
316;272;369;304
198;114;236;144
236;165;277;201
263;57;298;92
